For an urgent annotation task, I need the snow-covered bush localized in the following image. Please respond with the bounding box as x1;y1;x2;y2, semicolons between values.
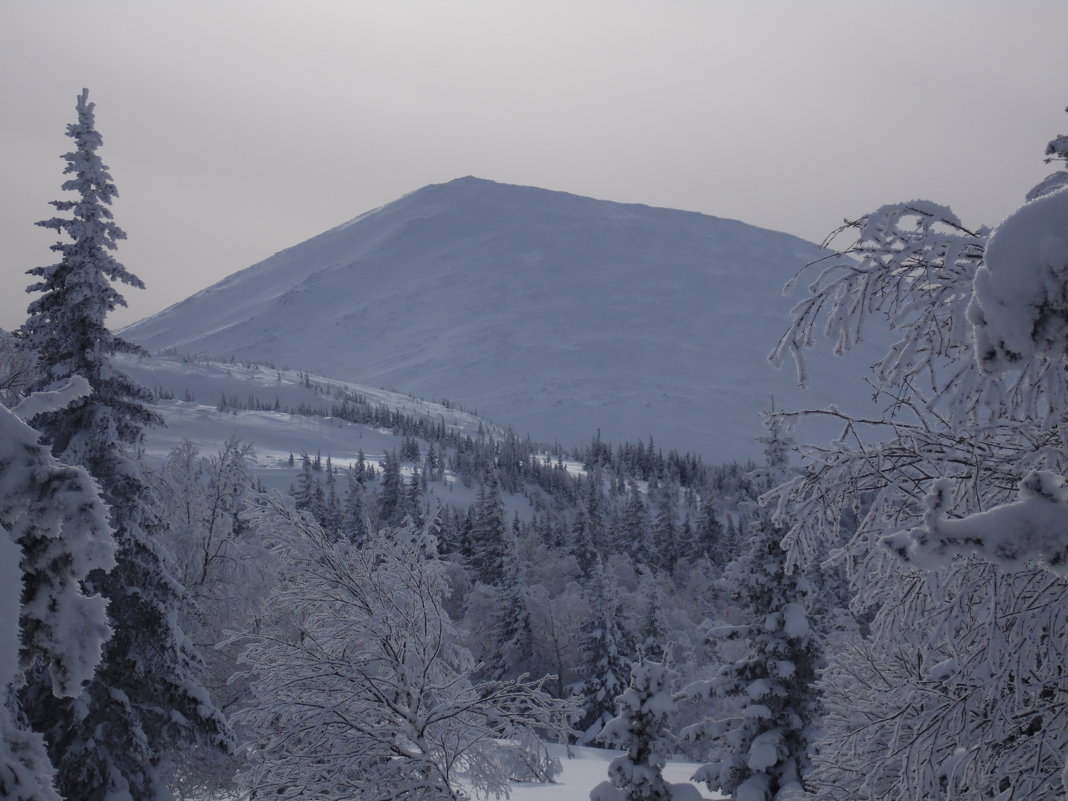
237;498;574;801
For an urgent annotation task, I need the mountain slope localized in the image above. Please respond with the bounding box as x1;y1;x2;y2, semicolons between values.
124;177;881;460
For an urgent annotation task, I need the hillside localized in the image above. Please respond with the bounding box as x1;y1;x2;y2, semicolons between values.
124;177;883;460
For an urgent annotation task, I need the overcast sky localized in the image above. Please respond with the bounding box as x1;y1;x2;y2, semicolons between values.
2;1;1067;331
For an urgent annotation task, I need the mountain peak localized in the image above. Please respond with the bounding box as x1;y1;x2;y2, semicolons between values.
123;181;881;460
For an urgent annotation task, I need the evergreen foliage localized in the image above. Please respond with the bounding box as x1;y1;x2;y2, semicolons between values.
0;380;114;801
18;90;229;801
591;661;681;801
576;559;636;743
684;416;820;801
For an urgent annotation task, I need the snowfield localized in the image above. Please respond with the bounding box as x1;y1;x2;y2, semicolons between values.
478;745;720;801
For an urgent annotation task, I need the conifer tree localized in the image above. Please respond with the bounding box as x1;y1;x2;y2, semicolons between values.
342;468;369;545
576;559;635;743
591;661;683;801
652;486;678;571
487;524;536;681
684;416;819;801
635;566;668;663
377;449;404;526
619;482;653;563
469;471;509;585
19;89;229;801
696;499;725;565
1;379;114;801
570;508;600;579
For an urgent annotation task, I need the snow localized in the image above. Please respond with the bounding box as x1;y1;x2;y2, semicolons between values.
10;375;91;421
478;744;721;801
969;185;1068;373
110;354;545;523
122;177;888;461
884;471;1068;577
746;730;783;772
781;602;809;639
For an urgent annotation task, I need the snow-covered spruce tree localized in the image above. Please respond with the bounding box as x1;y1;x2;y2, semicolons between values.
19;89;229;801
591;661;700;801
766;122;1068;800
575;558;636;743
469;470;509;586
236;497;574;801
1;379;114;801
683;415;820;801
486;524;536;681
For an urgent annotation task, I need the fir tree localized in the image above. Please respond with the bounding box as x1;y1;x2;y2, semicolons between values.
591;661;681;801
618;482;653;563
486;523;536;681
377;449;404;526
469;471;509;586
696;499;725;565
684;416;819;801
576;559;635;743
652;486;678;571
342;467;369;545
19;89;229;801
1;379;114;801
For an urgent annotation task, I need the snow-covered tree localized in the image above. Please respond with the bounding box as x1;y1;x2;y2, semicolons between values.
0;379;114;801
575;559;635;743
486;524;536;681
237;497;574;801
684;416;819;801
152;437;273;752
19;89;229;801
469;471;509;585
766;120;1068;799
591;661;698;801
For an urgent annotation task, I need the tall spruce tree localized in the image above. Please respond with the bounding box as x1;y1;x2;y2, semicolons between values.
576;558;635;743
684;415;820;801
469;471;509;586
19;89;229;801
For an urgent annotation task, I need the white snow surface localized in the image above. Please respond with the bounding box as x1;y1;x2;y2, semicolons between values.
123;177;886;461
970;185;1068;373
477;744;721;801
118;354;527;516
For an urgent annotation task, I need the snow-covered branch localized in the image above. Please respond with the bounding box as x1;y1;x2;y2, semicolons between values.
884;471;1068;577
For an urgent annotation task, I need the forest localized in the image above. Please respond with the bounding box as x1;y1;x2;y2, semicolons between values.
3;90;1068;801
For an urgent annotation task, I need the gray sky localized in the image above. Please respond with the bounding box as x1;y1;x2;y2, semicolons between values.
2;1;1066;331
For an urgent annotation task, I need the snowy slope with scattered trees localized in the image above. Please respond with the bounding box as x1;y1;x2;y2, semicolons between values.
122;177;886;461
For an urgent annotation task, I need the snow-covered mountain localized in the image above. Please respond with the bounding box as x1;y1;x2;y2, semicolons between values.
124;177;882;461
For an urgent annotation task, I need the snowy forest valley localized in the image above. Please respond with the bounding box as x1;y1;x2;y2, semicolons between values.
4;88;1068;801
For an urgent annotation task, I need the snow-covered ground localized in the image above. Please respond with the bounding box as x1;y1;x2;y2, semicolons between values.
119;353;534;512
469;745;722;801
